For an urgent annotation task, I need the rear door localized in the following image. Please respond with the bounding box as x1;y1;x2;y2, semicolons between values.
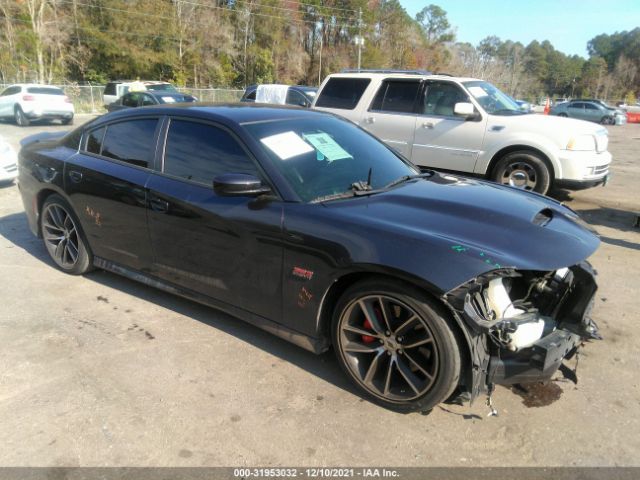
146;117;283;321
411;80;487;172
64;116;160;270
567;102;585;120
359;79;421;158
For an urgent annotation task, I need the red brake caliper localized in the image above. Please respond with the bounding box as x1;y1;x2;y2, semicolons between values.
362;306;384;344
361;318;376;343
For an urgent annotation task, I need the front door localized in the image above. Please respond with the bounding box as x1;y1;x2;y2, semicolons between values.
146;118;283;321
411;80;487;173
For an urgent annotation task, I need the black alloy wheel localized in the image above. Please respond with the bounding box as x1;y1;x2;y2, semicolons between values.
332;278;461;412
40;194;93;274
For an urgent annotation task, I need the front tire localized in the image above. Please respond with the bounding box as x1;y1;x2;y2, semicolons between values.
332;278;461;412
492;150;551;194
14;106;30;126
40;194;93;274
61;116;74;125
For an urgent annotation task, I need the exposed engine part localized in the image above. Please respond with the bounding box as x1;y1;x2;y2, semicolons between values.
485;278;549;351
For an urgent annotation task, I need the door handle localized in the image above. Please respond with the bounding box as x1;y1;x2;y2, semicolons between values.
363;117;375;124
421;122;434;129
149;197;169;213
68;170;83;183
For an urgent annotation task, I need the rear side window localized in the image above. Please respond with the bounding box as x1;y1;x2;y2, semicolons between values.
27;87;64;95
163;119;259;185
315;78;371;110
585;103;598;110
122;93;139;108
86;127;105;154
99;119;158;168
104;83;117;96
245;90;256;100
370;80;421;113
1;86;21;96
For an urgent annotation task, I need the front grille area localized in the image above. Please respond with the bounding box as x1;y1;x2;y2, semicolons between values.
593;164;609;176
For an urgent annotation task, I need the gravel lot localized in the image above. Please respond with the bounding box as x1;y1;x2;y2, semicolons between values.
0;115;639;467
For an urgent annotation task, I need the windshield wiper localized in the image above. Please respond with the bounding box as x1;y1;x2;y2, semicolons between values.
383;171;434;189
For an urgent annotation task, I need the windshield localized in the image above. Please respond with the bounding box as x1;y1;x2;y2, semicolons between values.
244;116;418;202
463;81;526;115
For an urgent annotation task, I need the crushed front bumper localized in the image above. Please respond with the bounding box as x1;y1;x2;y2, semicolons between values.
445;261;600;401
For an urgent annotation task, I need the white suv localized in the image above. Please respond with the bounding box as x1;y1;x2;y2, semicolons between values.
0;84;74;126
313;71;611;194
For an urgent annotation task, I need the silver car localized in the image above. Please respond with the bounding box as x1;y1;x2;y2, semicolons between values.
551;100;625;125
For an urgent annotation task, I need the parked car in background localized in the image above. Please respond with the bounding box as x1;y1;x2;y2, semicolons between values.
18;104;602;412
313;71;611;194
241;84;318;108
0;84;74;126
0;135;18;184
550;99;625;125
103;80;177;106
514;99;533;113
572;99;627;125
554;98;568;105
107;91;196;112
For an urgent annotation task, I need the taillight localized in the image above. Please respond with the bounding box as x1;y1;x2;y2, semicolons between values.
22;95;34;101
64;96;72;103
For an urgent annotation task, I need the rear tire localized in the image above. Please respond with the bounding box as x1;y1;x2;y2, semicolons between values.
331;278;462;412
40;194;93;275
14;106;30;126
492;150;551;194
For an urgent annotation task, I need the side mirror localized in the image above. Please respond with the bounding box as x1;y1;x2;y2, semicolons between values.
213;173;271;197
454;102;479;120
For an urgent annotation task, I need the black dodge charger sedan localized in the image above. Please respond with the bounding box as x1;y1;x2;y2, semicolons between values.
18;104;601;412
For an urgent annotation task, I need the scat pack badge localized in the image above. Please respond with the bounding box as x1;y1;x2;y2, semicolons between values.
292;266;314;280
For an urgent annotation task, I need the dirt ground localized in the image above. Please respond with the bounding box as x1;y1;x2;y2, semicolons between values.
0;116;639;467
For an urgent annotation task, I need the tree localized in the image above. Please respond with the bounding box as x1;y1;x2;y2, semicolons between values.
415;4;454;43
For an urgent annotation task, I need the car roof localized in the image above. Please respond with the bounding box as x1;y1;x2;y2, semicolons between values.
98;103;331;125
324;72;481;83
7;83;62;89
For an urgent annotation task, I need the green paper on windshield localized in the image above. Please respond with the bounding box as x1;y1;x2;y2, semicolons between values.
303;133;352;162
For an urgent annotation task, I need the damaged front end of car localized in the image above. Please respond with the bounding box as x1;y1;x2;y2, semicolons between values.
444;261;601;403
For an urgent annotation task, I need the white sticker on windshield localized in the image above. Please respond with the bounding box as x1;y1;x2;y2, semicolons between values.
260;131;314;160
467;86;488;97
161;96;176;103
303;133;352;162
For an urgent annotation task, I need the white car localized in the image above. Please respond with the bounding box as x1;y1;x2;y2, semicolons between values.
0;84;74;126
313;71;611;194
0;136;18;184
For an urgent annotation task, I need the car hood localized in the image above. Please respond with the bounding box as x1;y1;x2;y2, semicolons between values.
326;174;599;291
493;112;604;136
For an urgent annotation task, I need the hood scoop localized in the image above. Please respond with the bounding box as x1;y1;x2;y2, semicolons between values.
532;208;553;227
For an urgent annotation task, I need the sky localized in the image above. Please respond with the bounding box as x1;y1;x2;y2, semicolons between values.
399;0;640;58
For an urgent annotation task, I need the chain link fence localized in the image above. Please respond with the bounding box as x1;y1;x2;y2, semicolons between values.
0;84;245;114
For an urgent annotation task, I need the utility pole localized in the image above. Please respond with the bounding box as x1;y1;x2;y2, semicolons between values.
318;21;323;86
357;8;363;71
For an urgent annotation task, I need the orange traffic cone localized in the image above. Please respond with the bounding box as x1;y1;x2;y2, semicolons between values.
543;97;550;115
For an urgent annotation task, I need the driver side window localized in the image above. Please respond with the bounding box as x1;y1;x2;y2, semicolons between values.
422;82;469;117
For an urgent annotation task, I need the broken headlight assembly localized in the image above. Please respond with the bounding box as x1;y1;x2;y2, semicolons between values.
446;262;600;388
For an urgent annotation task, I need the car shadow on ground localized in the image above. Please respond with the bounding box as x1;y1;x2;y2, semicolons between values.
0;210;366;408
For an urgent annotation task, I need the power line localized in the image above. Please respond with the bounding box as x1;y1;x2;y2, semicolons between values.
54;0;361;30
